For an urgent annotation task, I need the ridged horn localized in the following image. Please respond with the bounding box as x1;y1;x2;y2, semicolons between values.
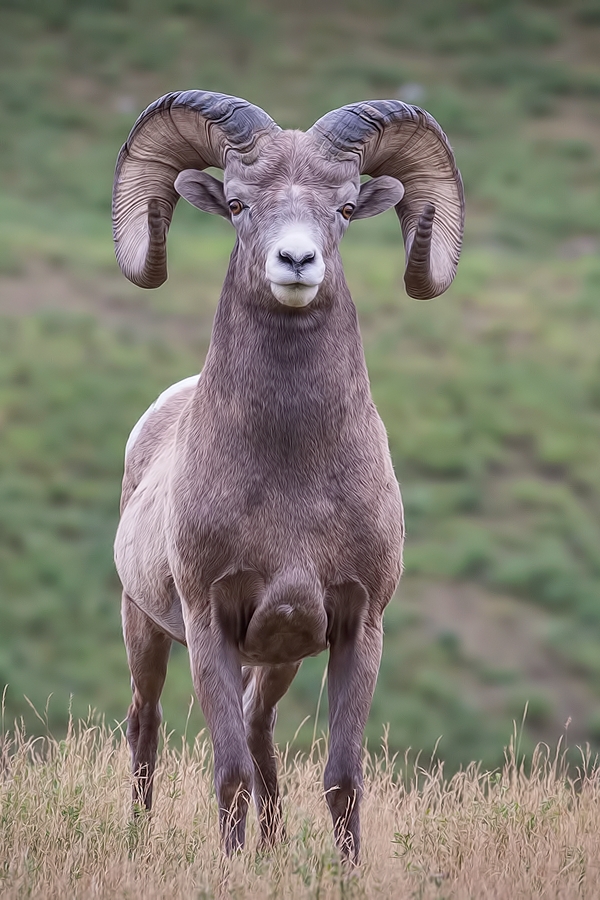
113;91;281;288
309;100;464;299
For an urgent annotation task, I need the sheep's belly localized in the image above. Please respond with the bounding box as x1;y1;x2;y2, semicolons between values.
115;476;187;644
240;601;328;665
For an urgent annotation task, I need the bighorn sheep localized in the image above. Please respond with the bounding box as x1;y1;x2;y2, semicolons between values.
112;91;464;861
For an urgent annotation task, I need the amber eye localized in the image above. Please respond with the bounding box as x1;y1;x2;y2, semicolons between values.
340;203;355;220
228;199;244;216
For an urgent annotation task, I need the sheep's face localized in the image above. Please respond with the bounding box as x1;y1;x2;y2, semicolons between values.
175;131;404;308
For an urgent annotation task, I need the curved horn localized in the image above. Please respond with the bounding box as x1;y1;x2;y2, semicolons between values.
113;91;280;288
309;100;464;299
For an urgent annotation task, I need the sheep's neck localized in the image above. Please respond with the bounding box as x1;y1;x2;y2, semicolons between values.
199;263;371;461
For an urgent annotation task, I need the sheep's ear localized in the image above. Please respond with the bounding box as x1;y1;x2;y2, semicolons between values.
352;176;405;220
174;169;229;218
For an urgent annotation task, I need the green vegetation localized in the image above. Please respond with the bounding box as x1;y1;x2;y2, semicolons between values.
2;0;600;773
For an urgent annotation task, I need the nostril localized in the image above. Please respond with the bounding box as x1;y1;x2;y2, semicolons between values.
299;251;315;266
278;249;316;268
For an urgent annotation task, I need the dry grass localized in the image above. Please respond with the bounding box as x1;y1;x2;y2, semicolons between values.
1;715;599;899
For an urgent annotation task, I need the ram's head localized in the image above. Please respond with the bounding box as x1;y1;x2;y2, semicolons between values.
113;91;464;307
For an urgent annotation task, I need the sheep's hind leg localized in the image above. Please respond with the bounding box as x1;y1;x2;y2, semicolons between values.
243;663;300;847
122;592;172;811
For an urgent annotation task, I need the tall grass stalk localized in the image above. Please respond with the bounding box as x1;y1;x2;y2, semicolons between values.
1;713;599;898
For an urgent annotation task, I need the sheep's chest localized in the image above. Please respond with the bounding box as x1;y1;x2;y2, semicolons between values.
167;442;403;606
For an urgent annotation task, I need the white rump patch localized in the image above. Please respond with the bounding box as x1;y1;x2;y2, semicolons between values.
242;669;257;721
125;373;200;459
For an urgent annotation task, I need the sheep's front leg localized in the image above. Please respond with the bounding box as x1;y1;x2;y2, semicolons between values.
243;663;300;847
187;619;254;854
325;594;383;863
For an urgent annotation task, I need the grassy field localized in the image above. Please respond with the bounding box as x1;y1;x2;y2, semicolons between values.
1;715;599;899
2;0;600;776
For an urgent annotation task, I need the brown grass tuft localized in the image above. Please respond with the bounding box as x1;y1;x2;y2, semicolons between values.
1;715;599;898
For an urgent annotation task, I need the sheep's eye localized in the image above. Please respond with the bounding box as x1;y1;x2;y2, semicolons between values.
228;199;244;216
340;203;355;221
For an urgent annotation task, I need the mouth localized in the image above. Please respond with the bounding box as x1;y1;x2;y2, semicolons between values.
269;282;320;307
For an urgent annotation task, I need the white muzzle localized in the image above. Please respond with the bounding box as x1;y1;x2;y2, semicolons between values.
266;226;325;308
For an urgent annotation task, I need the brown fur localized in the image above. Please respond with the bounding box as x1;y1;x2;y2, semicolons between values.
115;130;404;861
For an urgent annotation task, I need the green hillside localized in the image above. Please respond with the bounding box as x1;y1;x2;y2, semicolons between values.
2;0;600;772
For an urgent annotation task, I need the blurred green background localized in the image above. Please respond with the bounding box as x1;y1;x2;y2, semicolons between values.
2;0;600;773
